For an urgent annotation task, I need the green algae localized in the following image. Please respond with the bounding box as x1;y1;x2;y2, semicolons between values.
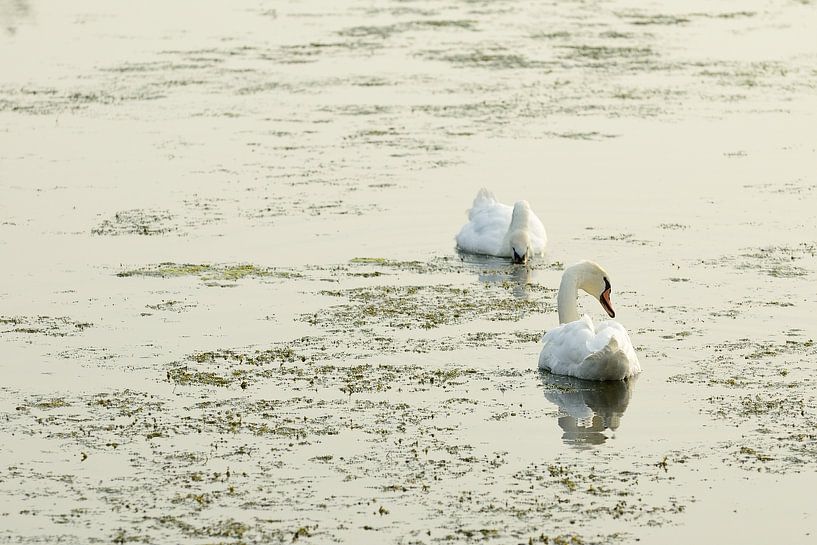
561;45;654;61
668;335;817;473
32;398;70;410
339;19;476;39
117;262;302;283
0;315;92;337
168;367;235;387
304;284;552;331
168;342;486;393
709;243;817;279
92;209;176;236
3;372;693;545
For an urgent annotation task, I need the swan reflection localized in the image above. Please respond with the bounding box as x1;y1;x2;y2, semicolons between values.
540;371;637;447
456;250;533;299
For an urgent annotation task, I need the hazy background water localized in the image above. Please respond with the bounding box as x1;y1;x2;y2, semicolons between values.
1;1;816;543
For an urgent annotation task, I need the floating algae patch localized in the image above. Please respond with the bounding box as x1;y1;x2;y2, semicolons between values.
243;197;382;221
0;315;92;337
427;50;549;70
1;368;691;545
167;346;305;389
345;255;562;277
145;299;196;313
92;209;177;236
118;263;211;278
669;338;816;387
616;12;691;25
348;256;456;275
338;19;477;39
235;330;542;361
669;337;817;472
745;181;817;196
506;460;691;526
117;262;302;284
303;283;553;331
708;243;817;279
30;398;70;410
590;232;657;246
166;343;490;393
560;45;655;62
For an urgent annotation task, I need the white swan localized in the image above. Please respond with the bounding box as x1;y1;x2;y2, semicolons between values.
538;261;641;381
455;188;546;263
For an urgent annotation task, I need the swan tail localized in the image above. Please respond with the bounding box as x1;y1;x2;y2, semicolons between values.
468;188;497;219
580;334;639;380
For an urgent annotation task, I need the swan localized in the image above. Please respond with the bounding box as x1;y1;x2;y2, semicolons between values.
538;261;641;381
455;188;546;263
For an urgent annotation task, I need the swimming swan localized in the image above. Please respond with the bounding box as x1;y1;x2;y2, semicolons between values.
538;261;641;381
455;188;546;263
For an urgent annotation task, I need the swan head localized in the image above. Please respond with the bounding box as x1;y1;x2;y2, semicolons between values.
510;230;531;264
509;201;532;263
572;261;615;318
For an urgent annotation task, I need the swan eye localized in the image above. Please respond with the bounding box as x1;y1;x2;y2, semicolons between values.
603;277;611;292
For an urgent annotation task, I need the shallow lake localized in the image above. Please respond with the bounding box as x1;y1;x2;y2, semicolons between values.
1;0;816;543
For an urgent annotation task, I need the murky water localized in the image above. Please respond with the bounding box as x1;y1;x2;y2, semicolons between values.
1;0;816;543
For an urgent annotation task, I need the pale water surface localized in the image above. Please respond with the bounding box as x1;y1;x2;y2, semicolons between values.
1;0;817;543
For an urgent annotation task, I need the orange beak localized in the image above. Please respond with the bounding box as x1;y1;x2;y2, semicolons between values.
600;288;615;318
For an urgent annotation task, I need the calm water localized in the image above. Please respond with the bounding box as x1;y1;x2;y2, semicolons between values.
1;1;816;543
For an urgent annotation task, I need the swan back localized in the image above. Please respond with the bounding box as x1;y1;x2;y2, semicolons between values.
539;315;640;381
455;189;546;259
468;188;498;220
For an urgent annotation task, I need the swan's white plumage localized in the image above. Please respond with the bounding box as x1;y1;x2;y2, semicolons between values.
538;314;641;381
537;261;641;381
455;189;546;258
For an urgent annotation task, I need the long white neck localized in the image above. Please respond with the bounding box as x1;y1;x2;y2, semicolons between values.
508;203;529;232
557;267;581;324
503;202;530;249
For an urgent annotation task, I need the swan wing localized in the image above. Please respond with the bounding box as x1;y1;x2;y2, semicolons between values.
467;188;498;220
578;321;641;380
540;316;641;381
538;315;596;374
455;190;513;256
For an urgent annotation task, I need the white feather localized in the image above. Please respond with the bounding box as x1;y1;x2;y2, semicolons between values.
455;188;546;258
538;314;641;381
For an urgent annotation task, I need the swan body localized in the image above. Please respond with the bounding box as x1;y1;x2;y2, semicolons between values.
538;261;640;381
455;188;546;263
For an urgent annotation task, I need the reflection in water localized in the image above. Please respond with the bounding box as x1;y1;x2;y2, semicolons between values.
540;371;637;447
456;250;532;299
0;0;31;35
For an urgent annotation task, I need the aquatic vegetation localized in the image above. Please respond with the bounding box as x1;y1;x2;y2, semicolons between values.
669;337;817;472
420;44;550;69
561;45;655;61
339;19;477;39
0;315;92;336
709;243;817;279
3;0;817;542
244;197;381;220
92;209;177;236
117;262;302;283
145;299;196;312
304;284;552;331
616;12;691;25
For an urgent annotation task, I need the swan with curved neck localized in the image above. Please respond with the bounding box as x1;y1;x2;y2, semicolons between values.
556;260;615;323
455;189;546;263
539;261;640;381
